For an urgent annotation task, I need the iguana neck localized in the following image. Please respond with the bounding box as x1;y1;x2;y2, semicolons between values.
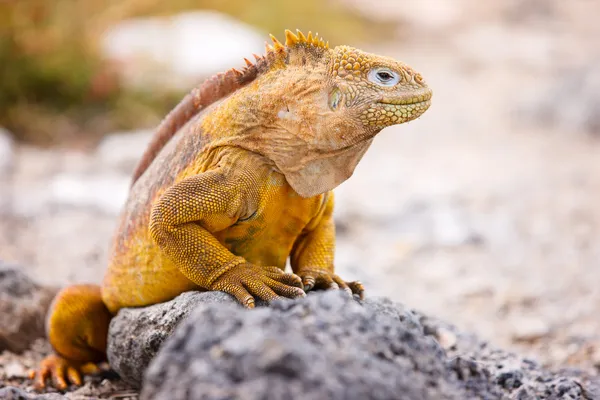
198;66;375;198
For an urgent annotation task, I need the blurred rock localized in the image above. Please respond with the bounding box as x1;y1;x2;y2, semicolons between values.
519;62;600;136
502;0;557;24
434;327;458;350
11;173;129;217
510;316;551;343
0;127;14;215
47;173;129;215
101;11;265;91
341;0;461;31
0;127;14;175
95;129;152;174
3;360;27;378
0;262;57;353
107;291;233;388
0;387;65;399
454;24;554;69
405;202;481;247
336;200;481;249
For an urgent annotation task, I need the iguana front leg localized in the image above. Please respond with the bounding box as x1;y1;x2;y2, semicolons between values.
291;192;364;298
150;168;305;308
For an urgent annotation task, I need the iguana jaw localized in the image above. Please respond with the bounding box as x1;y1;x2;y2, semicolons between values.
361;88;432;128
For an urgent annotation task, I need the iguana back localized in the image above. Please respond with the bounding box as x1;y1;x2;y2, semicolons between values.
130;54;269;185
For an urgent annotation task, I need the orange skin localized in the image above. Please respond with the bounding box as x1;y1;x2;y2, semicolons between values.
102;146;348;312
30;30;431;391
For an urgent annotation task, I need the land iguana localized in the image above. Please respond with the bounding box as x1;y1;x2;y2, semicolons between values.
30;30;432;390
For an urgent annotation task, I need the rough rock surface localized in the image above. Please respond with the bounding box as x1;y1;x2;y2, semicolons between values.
107;290;599;400
0;386;65;399
0;262;57;353
107;290;235;388
0;377;137;400
139;291;464;400
420;317;600;400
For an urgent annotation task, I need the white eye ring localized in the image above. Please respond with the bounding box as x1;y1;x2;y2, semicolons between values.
368;68;400;87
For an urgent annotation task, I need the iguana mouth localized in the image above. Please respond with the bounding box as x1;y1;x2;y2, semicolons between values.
380;89;432;106
362;88;432;128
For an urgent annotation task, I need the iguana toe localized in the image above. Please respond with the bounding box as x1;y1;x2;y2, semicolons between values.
298;269;364;298
347;280;365;299
211;263;306;307
29;354;99;391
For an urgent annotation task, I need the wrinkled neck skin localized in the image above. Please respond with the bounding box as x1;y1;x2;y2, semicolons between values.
199;63;380;198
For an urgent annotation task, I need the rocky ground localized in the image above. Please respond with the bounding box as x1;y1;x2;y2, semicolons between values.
1;0;600;398
1;268;599;399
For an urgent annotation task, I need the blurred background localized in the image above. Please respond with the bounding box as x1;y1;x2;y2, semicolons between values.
1;0;599;373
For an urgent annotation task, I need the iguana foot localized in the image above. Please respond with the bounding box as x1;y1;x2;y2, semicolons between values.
297;268;365;299
29;354;101;391
211;263;305;308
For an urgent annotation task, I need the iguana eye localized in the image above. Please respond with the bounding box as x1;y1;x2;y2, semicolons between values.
368;68;400;87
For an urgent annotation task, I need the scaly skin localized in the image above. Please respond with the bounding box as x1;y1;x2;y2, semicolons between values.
30;30;432;390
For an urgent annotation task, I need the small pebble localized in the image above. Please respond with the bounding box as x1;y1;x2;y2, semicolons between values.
511;318;551;343
4;361;27;378
435;327;458;350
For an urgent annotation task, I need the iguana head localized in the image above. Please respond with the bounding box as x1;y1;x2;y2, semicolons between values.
203;30;432;197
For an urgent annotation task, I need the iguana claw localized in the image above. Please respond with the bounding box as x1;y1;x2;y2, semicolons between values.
29;354;101;391
210;263;305;308
297;268;364;299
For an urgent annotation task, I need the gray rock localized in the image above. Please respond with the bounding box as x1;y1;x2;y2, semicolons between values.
360;295;424;331
138;291;466;400
0;387;65;400
107;291;234;388
519;61;600;136
95;130;152;174
421;316;600;399
10;173;129;218
0;126;14;175
339;0;460;31
100;11;264;91
108;290;599;400
0;127;14;214
45;173;129;215
0;262;57;353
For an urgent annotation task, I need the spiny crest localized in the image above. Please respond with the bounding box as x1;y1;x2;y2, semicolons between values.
236;29;330;71
283;29;329;50
214;30;330;82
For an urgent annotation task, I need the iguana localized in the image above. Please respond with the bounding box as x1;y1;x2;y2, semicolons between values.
30;30;432;390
